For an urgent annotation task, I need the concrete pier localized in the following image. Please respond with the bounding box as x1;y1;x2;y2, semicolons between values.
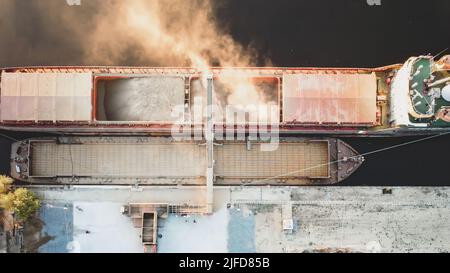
24;186;450;253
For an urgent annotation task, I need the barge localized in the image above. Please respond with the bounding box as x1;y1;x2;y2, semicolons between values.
10;137;363;185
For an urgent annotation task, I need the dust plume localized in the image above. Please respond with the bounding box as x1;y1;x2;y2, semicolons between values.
86;0;258;68
0;0;275;120
0;0;259;68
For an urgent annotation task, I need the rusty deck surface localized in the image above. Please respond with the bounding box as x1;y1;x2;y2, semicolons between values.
0;72;93;122
1;68;383;132
282;73;377;125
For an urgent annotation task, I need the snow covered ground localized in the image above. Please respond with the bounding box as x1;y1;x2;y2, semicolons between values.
71;202;142;253
157;207;228;253
38;201;142;253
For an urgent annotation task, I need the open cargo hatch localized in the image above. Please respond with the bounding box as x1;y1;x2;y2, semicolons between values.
94;75;281;124
95;76;186;122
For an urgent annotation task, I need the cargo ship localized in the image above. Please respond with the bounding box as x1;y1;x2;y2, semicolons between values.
1;55;449;136
10;137;363;185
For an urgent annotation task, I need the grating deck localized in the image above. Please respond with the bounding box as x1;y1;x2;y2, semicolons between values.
29;139;329;179
215;142;329;178
30;142;206;178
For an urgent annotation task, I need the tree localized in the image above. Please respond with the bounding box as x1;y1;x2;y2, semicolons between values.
0;194;8;209
3;188;41;221
0;176;40;221
0;175;13;194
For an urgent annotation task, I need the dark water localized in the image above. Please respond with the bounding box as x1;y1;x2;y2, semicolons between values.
0;131;55;175
1;0;450;185
0;138;11;175
342;135;450;186
220;0;450;68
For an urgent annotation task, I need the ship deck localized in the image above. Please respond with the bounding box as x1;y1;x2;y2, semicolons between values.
10;137;364;186
408;57;450;126
0;67;383;131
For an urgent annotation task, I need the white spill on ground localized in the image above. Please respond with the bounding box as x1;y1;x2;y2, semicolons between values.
157;208;228;253
30;186;450;253
71;202;143;253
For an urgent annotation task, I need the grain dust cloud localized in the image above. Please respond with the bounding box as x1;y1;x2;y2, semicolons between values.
0;0;278;124
0;0;259;67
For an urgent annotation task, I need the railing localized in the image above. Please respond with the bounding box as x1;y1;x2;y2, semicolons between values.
168;204;208;215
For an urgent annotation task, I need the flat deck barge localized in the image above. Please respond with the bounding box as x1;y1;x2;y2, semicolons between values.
10;137;363;185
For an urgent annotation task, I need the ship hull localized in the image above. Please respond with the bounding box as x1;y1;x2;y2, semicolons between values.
2;124;449;137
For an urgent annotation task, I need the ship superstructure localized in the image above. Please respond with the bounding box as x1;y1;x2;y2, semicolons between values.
390;55;450;128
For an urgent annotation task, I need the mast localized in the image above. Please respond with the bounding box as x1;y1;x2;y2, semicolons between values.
206;74;214;214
